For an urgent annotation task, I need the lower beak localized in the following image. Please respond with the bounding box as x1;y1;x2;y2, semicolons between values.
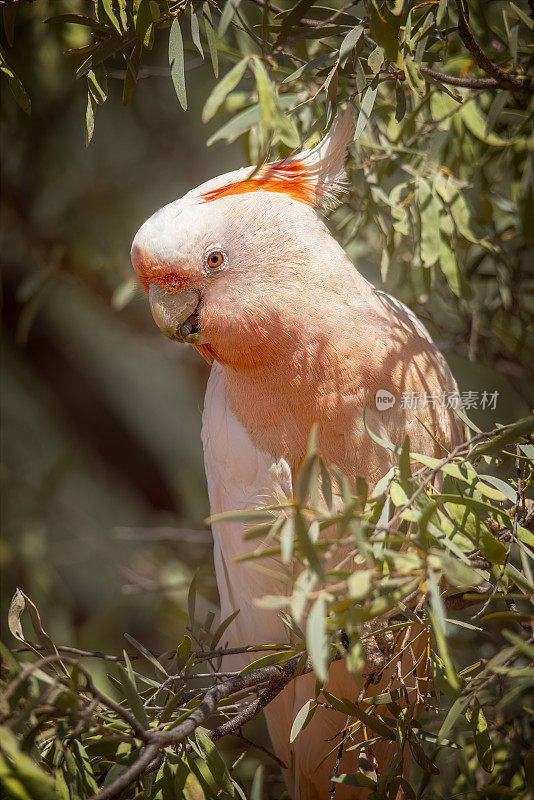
148;285;207;344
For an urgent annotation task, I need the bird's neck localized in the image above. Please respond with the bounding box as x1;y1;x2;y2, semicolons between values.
202;261;376;469
213;305;371;473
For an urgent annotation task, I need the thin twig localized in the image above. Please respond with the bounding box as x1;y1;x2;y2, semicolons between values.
420;66;506;91
87;655;323;800
231;731;287;769
209;675;289;745
454;0;534;95
13;641;292;664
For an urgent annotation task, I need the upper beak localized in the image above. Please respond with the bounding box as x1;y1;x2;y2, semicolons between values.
148;285;207;344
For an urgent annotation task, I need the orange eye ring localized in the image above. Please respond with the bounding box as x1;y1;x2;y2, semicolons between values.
206;250;225;270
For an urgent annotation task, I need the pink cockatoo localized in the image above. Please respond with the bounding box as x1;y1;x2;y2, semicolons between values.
131;109;464;799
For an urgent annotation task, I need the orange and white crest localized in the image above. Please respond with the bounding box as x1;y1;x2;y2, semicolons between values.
194;107;355;209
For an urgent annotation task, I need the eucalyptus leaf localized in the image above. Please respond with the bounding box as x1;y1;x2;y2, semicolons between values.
306;596;328;681
169;17;187;110
354;77;378;141
203;58;248;122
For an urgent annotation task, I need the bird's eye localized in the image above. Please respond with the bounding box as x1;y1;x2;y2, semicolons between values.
206;250;225;270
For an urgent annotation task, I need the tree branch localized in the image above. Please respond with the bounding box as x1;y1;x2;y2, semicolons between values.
87;655;320;800
454;0;534;94
420;67;505;91
14;641;292;664
208;675;289;745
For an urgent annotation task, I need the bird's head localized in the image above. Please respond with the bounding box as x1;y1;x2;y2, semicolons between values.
131;109;355;368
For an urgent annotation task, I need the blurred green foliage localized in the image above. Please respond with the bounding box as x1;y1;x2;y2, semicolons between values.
1;0;534;798
2;422;534;799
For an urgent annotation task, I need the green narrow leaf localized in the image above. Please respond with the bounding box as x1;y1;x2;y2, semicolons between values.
278;0;317;41
320;459;332;510
290;700;316;742
364;688;405;706
407;730;440;774
485;90;508;136
250;765;264;800
117;0;128;31
390;481;410;506
87;67;108;103
474;480;508;502
448;189;480;244
298;450;318;504
282;53;334;84
190;7;204;58
398;434;411;485
210;609;240;649
0;46;30;114
438;232;466;297
418;179;440;267
280;515;295;564
76;36;126;79
354;76;378;141
367;45;384;74
403;51;426;96
439;694;470;739
135;0;153;48
116;661;149;729
252;58;276;143
44;13;110;30
169;17;187;110
355;57;366;93
85;92;95;146
466;700;493;772
469;416;534;458
202;57;248;122
124;633;168;678
322;690;396;740
206;103;259;145
196;730;234;795
239;650;290;674
347;570;373;601
176;634;192;672
123;41;142;106
295;510;324;578
428;568;460;690
187;570;200;636
395;81;406;122
339;24;364;65
219;0;243;36
478;475;517;504
72;740;99;791
437;0;448;25
460;101;513;147
509;2;534;29
306;596;328;681
502;630;534;660
203;3;218;77
0;727;58;800
102;0;122;34
330;773;377;789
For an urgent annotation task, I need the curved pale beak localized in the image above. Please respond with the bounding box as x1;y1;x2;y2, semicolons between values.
148;285;207;344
